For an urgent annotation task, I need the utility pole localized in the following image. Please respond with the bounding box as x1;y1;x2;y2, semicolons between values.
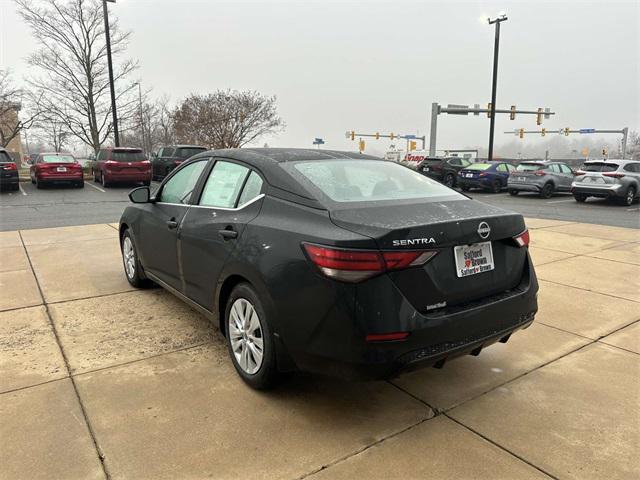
137;82;146;154
103;0;119;147
487;13;508;162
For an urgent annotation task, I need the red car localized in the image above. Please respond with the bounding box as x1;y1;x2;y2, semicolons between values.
93;147;151;188
30;152;84;189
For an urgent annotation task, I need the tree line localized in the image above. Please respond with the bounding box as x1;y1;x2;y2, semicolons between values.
1;0;284;156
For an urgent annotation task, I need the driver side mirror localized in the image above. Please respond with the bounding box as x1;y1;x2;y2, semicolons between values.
129;186;151;204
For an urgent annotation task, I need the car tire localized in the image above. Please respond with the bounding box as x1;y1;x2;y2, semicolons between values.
573;193;587;203
621;186;636;206
12;183;19;191
93;170;99;182
225;283;279;390
490;179;501;193
143;180;151;187
443;173;455;188
77;181;85;188
35;178;44;189
509;189;519;196
460;185;470;192
539;183;554;199
121;229;153;288
31;177;35;184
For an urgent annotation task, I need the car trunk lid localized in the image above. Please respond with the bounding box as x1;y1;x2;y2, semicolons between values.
330;199;528;311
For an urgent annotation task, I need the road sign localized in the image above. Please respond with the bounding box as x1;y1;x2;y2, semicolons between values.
404;134;417;139
446;104;469;115
313;138;325;145
579;128;596;134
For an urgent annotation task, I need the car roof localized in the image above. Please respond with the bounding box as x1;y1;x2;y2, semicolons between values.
38;152;75;156
169;145;207;149
584;159;635;164
190;148;383;207
100;147;143;151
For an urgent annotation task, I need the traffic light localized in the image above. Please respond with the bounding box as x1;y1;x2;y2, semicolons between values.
359;139;365;152
536;108;543;126
487;103;492;118
350;131;355;141
409;141;417;151
375;132;380;140
564;128;570;136
510;105;516;120
390;132;395;140
518;128;524;139
541;128;546;137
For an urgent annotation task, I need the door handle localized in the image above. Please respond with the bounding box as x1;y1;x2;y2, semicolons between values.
219;228;238;240
166;219;178;230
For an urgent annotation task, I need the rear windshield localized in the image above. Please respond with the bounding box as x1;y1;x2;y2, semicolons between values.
0;151;12;162
517;163;545;171
110;150;146;162
175;147;206;159
582;162;619;172
41;154;75;163
285;159;464;204
467;163;491;170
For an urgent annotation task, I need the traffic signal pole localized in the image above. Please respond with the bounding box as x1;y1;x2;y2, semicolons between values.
487;15;507;162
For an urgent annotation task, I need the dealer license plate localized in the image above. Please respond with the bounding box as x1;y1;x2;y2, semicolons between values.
423;166;429;172
454;242;495;278
57;167;67;172
517;176;526;182
465;173;473;178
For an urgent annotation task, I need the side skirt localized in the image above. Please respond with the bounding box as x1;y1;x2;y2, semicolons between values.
146;271;216;322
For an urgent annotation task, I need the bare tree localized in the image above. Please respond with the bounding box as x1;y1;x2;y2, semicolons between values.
173;90;284;149
16;0;138;153
120;95;176;154
0;69;40;148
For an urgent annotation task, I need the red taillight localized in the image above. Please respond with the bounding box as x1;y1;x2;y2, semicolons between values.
173;160;183;166
303;243;437;283
365;332;409;342
105;160;118;165
574;170;586;176
533;170;546;177
2;163;17;171
603;172;625;178
513;229;530;248
479;172;487;177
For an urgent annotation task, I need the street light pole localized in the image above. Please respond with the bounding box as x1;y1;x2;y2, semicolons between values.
487;13;508;162
137;82;146;154
103;0;119;147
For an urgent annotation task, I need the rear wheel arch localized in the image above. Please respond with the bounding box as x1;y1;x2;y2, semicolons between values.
119;223;130;248
217;274;253;336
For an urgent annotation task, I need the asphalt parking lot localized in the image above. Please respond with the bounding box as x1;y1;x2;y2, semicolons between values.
1;180;638;231
1;219;638;479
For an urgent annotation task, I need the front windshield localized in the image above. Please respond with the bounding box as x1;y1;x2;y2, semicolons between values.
286;159;465;203
41;155;75;163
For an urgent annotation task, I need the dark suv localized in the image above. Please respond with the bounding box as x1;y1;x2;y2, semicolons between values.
417;156;472;188
152;145;207;181
0;148;19;191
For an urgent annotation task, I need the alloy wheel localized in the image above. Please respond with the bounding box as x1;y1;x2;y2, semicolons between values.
228;298;264;375
444;174;454;188
626;187;635;206
123;236;136;279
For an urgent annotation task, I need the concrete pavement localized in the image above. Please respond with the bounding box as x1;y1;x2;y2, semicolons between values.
0;219;638;479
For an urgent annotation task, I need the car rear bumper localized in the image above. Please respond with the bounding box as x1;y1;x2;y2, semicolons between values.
105;171;151;182
36;172;83;183
508;181;542;192
571;184;623;198
0;172;19;185
285;255;538;380
457;177;491;188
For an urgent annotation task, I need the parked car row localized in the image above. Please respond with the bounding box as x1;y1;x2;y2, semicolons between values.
415;156;640;206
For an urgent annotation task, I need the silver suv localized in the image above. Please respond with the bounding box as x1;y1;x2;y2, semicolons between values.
571;159;640;206
508;161;575;198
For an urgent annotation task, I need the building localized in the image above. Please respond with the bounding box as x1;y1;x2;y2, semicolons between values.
0;102;25;162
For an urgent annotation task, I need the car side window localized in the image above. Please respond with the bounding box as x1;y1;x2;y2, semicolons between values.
163;148;175;158
97;150;107;161
550;164;561;173
497;163;508;172
507;164;516;172
199;161;250;208
560;164;573;174
238;171;264;206
448;158;461;166
159;160;207;204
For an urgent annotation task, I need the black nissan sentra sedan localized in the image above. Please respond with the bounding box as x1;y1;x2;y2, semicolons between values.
119;149;538;389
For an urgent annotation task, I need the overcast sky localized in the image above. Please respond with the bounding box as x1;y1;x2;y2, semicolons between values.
1;0;638;155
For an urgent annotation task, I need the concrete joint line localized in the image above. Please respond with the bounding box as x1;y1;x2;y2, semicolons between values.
537;278;640;304
18;231;112;480
444;413;559;480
